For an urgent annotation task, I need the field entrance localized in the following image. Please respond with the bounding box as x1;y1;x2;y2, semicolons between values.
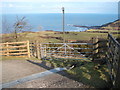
40;43;93;60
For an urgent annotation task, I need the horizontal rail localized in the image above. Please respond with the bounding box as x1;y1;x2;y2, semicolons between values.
0;41;28;45
46;52;92;54
0;45;27;49
40;47;93;49
0;52;29;55
41;43;93;45
0;49;27;53
1;55;28;58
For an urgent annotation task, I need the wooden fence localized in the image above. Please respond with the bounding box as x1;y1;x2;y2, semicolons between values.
30;41;41;59
107;33;120;87
0;41;30;57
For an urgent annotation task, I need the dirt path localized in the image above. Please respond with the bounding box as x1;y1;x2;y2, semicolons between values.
2;60;47;83
12;71;85;88
1;59;87;88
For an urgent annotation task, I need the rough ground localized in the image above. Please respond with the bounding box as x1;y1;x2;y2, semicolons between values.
2;60;47;83
12;71;85;88
1;59;87;88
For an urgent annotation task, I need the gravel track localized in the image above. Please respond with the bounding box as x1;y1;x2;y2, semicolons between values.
12;71;84;88
1;59;86;88
2;60;47;83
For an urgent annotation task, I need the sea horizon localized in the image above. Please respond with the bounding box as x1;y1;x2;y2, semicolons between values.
2;13;118;33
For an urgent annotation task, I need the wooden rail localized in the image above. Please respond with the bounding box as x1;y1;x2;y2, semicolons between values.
0;41;30;58
107;33;120;87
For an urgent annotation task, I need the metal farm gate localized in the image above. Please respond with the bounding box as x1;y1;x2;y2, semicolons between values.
40;43;93;60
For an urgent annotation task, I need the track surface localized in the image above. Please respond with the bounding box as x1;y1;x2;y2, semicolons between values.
1;59;86;88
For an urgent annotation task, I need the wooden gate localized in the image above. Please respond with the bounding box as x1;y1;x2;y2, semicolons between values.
107;33;120;87
0;41;30;57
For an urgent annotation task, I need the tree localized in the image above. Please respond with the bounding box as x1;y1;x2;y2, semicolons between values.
13;16;32;41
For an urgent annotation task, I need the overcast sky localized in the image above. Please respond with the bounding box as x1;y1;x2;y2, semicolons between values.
1;0;119;14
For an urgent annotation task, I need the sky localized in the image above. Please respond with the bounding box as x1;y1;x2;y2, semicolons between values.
1;0;119;14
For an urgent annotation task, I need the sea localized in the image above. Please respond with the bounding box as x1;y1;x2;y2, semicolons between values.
2;13;118;33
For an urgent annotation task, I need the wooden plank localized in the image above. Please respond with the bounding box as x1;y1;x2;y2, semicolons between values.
0;49;27;53
0;52;29;55
1;56;28;57
0;41;28;45
1;45;27;49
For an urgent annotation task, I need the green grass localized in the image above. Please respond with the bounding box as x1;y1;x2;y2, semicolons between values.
87;29;119;32
67;62;112;88
0;31;105;43
87;29;120;38
1;30;119;43
42;57;112;88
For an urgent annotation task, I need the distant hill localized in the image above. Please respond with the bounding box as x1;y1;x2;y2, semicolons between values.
101;19;120;27
100;19;120;30
73;19;120;31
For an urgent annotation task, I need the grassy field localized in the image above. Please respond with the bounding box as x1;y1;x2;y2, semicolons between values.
1;30;119;43
87;29;119;32
43;57;112;88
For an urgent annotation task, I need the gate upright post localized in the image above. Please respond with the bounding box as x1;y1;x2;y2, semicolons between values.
40;44;44;59
6;42;9;56
65;43;67;55
92;37;96;60
95;36;99;54
36;41;41;59
92;36;98;60
27;40;30;58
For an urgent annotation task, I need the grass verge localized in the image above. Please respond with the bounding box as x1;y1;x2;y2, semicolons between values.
43;57;112;88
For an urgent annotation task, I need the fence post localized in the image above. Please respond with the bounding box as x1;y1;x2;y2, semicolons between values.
36;41;41;59
27;40;30;58
44;45;47;57
30;42;34;57
32;42;36;57
92;36;98;60
40;44;43;58
34;41;37;58
6;42;9;56
95;36;99;53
